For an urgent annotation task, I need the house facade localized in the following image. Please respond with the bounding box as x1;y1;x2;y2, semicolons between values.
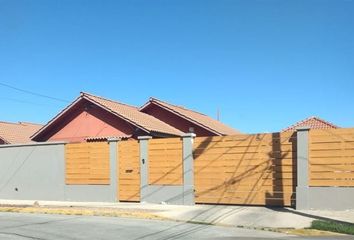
31;92;239;143
32;93;184;142
140;97;240;136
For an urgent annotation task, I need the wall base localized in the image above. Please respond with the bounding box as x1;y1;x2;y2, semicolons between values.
306;187;354;210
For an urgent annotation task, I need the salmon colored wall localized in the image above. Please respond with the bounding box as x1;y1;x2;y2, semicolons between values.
142;104;216;137
37;99;138;142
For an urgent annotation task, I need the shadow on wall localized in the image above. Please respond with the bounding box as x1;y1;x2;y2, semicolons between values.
265;132;297;207
193;132;297;207
120;131;298;207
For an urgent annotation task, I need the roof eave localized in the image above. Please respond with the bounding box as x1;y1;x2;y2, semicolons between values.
31;96;83;140
141;100;223;136
82;95;152;135
0;136;10;144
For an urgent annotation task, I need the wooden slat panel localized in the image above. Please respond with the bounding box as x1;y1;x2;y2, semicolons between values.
309;128;354;187
310;179;354;187
65;142;110;185
193;132;296;207
311;172;354;179
310;157;354;164
148;138;183;185
311;164;354;172
118;140;140;202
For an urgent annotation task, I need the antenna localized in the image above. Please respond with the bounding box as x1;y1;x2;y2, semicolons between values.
217;108;220;121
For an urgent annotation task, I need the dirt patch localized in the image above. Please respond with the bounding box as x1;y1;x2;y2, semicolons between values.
0;206;165;220
277;228;345;236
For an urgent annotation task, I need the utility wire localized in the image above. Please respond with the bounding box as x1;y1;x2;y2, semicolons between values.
0;97;61;107
0;82;70;103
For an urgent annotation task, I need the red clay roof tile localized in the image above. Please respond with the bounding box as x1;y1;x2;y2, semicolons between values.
82;93;184;136
141;97;240;135
282;116;339;132
0;121;43;144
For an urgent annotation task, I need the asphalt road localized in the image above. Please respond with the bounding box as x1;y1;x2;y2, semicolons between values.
0;212;353;240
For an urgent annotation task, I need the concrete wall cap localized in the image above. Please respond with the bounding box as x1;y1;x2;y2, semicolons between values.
182;133;196;138
107;137;120;142
138;136;153;140
0;141;67;148
296;126;311;131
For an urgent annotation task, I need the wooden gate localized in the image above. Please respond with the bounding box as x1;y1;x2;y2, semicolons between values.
118;140;140;202
193;132;297;206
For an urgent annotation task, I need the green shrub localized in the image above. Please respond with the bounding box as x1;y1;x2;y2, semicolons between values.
310;220;354;235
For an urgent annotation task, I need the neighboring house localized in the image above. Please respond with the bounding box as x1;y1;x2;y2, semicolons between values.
0;121;43;144
282;116;339;132
140;97;240;136
31;92;184;142
31;92;239;143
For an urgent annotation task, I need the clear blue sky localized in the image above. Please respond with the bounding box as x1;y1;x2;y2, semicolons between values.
0;0;353;133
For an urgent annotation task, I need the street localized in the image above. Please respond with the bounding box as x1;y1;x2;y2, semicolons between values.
0;212;353;240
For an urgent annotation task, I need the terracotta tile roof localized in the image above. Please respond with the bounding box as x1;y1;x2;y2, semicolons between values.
141;98;240;135
0;121;43;144
82;92;184;136
85;135;132;142
282;116;339;132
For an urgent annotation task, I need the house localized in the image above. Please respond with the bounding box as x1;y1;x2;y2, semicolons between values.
31;92;239;143
0;121;43;144
282;116;339;132
140;97;240;136
31;92;184;142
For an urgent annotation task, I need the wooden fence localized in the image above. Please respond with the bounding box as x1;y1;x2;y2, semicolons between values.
148;138;183;185
309;128;354;187
65;142;110;185
193;132;296;206
63;127;354;206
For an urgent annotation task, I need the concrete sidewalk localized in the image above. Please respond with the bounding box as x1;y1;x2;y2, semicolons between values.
0;199;353;229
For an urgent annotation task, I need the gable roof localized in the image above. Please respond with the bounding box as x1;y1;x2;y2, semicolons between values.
0;121;43;144
140;97;240;136
31;92;183;140
282;116;339;132
81;93;184;136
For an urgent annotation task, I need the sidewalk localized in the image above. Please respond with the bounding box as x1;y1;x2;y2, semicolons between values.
0;199;353;229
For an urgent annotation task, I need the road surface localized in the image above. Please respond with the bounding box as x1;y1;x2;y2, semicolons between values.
0;212;353;240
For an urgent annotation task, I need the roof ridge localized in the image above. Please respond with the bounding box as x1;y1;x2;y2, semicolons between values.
0;121;39;126
310;116;338;128
282;116;339;132
0;121;19;125
149;97;208;117
18;121;43;126
81;92;138;109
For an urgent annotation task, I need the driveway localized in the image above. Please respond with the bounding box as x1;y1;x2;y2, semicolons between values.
0;212;353;240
